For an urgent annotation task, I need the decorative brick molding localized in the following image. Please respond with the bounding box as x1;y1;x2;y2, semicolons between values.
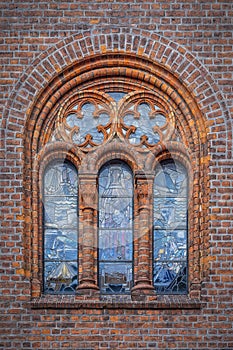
31;295;203;310
1;11;233;346
2;28;230;301
17;43;211;300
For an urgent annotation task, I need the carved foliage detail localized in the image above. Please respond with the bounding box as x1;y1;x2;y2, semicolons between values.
136;180;150;208
80;182;97;210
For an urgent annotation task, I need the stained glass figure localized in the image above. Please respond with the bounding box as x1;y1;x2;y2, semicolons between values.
153;160;188;294
99;162;133;294
43;161;78;294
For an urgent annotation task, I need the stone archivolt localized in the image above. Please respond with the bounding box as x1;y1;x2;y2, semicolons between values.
24;52;208;300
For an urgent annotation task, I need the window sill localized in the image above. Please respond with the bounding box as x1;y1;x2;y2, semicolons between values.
31;294;203;310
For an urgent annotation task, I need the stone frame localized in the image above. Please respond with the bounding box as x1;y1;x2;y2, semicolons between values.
24;52;209;303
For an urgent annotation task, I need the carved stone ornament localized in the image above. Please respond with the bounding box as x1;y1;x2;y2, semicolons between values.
80;182;97;210
136;180;150;208
51;90;175;152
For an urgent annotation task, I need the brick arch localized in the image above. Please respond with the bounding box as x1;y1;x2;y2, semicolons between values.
3;28;231;153
145;141;194;173
24;52;209;161
13;28;225;290
35;142;83;173
81;140;143;174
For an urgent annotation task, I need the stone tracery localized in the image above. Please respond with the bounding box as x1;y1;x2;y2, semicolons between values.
52;90;175;152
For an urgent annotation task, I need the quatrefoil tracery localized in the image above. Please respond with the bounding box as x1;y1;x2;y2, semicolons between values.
54;90;175;152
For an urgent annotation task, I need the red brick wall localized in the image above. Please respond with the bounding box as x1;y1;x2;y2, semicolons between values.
1;1;233;349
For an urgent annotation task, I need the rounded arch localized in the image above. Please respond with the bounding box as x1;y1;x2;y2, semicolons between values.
13;29;218;296
2;28;231;157
26;145;81;296
151;147;195;203
80;140;143;174
26;52;209;155
145;141;194;171
36;141;83;172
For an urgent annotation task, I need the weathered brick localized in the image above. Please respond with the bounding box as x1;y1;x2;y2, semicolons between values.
0;1;232;349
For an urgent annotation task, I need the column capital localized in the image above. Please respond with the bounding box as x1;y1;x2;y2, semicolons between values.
134;170;154;181
135;177;153;209
79;180;97;210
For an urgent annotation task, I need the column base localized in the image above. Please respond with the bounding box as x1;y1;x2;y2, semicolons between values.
76;281;99;297
131;281;157;301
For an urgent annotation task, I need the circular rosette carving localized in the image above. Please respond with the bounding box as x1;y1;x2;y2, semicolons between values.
117;91;175;150
55;91;116;151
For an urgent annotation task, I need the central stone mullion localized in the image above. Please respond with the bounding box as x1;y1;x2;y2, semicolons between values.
76;175;99;295
132;173;155;299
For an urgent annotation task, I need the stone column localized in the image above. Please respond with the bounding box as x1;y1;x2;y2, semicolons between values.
132;172;155;299
76;175;99;295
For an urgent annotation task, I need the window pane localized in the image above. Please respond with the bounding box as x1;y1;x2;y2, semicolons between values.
99;229;133;261
99;262;133;294
153;160;188;294
43;161;78;294
99;162;133;294
65;102;110;145
123;103;166;145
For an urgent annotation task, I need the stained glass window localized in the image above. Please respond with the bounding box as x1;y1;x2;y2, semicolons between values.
124;103;161;145
43;161;78;294
98;162;133;294
153;160;188;294
65;102;111;145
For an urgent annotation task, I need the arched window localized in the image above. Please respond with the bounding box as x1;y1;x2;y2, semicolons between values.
26;53;207;302
98;161;133;294
43;161;78;294
153;160;188;294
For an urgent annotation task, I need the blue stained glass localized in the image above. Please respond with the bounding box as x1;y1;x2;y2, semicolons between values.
154;161;187;197
99;203;133;228
44;198;77;229
153;160;188;294
99;165;133;197
128;128;160;145
44;162;77;196
123;103;166;145
99;262;133;294
123;113;137;127
44;229;78;260
43;161;78;294
44;262;78;294
154;198;187;230
154;114;167;127
107;92;126;102
99;230;133;261
99;162;133;294
153;261;186;293
153;230;187;261
66;103;110;145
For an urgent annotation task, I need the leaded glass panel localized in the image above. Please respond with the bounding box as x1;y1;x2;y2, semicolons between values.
107;92;126;102
123;103;166;145
43;161;78;294
99;262;133;294
98;162;133;294
65;102;111;145
153;160;188;294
